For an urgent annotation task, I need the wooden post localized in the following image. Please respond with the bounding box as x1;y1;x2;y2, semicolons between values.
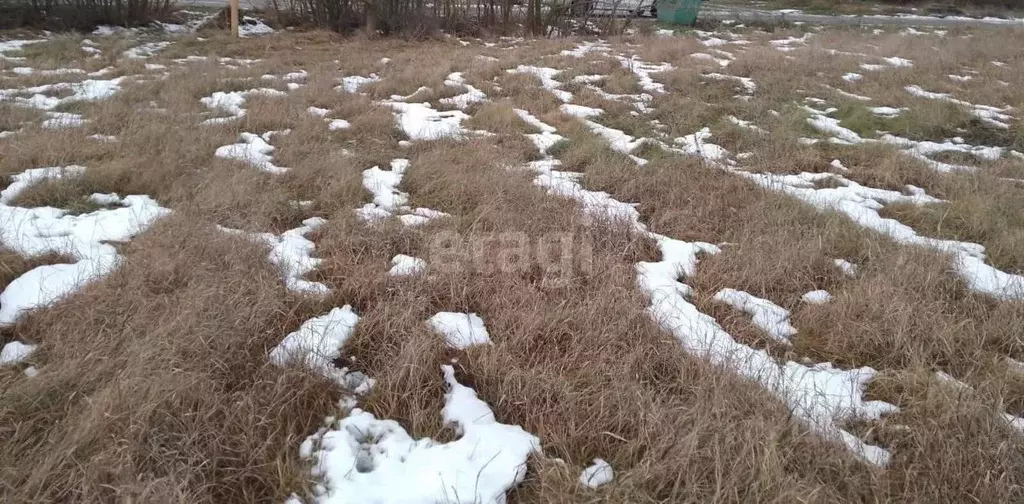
230;0;240;37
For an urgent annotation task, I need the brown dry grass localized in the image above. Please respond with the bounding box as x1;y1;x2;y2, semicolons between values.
2;23;1024;504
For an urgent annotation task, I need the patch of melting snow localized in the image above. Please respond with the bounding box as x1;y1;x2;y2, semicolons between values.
507;65;572;102
428;312;492;349
356;159;450;226
616;55;673;94
691;52;731;67
842;73;863;82
40;111;87;129
302;365;540;503
560;40;612;58
859;63;887;71
713;288;798;345
515;108;565;154
388;254;426;276
904;84;1013;129
1;341;37;365
440;71;488;110
802;290;833;304
199;88;287;124
823;84;871;102
123;41;172;59
948;74;973;83
870;106;905;118
771;33;812;52
579;458;614;489
220;218;330;296
834;259;858;277
337;74;380;93
306;106;351;130
11;67;85;76
382;101;472;141
0;166;170;326
882;57;913;67
0;39;45;61
0;77;124;110
520;117;896;466
702;73;756;94
239;16;275;37
739;170;1024;300
728;116;766;134
270;306;372;393
215;131;291;174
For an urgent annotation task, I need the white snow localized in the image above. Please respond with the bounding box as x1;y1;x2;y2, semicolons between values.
507;65;572;102
0;78;124;110
0;167;170;325
123;41;171;59
304;365;540;503
0;39;44;61
383;101;471;141
714;288;798;344
0;341;37;365
834;259;858;277
428;312;492;349
239;16;275;37
308;106;331;117
949;74;973;82
843;73;863;82
41;112;86;129
770;33;812;51
802;290;833;304
616;55;673;94
220;218;330;295
215;132;291;174
870;106;904;118
388;254;426;276
560;104;604;118
904;84;1014;129
327;119;351;130
11;67;85;76
728;116;766;134
803;104;1002;171
199;88;287;125
357;159;449;226
337;74;381;93
521;116;895;467
702;73;756;94
691;52;731;67
440;72;487;109
882;56;913;68
270;306;372;393
515;108;565;154
825;84;872;102
740;170;1024;299
859;63;887;71
579;458;614;489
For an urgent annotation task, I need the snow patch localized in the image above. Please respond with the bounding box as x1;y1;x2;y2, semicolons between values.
270;306;372;393
215;131;291;174
714;288;798;344
579;458;614;489
303;365;540;503
220;218;330;296
428;312;492;349
0;167;170;325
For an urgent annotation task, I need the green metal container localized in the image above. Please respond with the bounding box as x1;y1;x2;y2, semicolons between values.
657;0;700;25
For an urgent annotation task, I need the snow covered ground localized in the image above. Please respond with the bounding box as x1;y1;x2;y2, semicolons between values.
1;22;1023;504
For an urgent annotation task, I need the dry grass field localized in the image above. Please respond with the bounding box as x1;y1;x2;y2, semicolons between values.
1;18;1023;503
